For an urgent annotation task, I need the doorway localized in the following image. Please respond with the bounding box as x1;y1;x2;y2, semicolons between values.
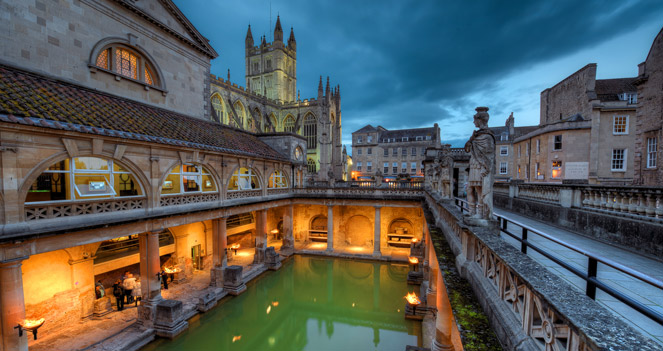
191;244;202;270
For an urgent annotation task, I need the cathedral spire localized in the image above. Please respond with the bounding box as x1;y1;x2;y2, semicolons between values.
274;15;283;42
261;35;267;47
318;76;323;99
245;24;254;48
325;76;330;96
288;27;296;51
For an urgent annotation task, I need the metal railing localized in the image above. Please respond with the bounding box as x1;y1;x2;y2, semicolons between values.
454;197;663;325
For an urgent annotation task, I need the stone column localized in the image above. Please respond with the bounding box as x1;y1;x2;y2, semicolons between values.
281;205;295;256
210;218;227;287
423;223;430;280
427;255;437;310
0;258;28;351
326;205;334;253
254;210;267;264
432;267;454;351
173;232;191;279
138;230;162;328
373;206;381;257
69;256;96;319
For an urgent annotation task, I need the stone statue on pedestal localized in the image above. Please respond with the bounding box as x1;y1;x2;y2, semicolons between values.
464;107;495;224
439;144;453;198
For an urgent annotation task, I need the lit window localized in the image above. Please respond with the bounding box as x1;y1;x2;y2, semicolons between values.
268;170;288;188
94;45;159;86
26;157;144;203
357;162;362;172
647;137;657;168
367;162;372;172
500;146;508;156
410;162;417;173
551;161;562;179
553;135;562;151
307;159;316;173
304;114;317;149
611;149;626;171
535;162;541;179
162;164;216;195
517;165;521;177
613;116;628;135
284;115;295;133
383;163;389;174
499;162;508;174
392;162;397;173
228;167;261;191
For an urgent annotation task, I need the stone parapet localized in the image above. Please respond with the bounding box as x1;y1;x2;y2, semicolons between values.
425;191;662;351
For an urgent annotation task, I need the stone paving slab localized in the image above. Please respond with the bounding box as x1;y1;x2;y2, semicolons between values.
494;208;663;345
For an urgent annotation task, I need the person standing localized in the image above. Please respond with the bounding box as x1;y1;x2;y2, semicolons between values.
123;272;136;304
112;280;124;311
132;276;142;307
159;269;169;290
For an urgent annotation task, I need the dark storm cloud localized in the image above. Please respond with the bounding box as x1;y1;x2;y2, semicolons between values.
175;0;663;141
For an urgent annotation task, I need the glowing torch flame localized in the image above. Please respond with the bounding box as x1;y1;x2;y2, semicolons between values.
163;266;181;274
270;229;279;234
404;292;421;305
232;335;242;343
271;301;279;307
20;318;45;330
411;238;419;243
408;256;419;264
230;243;240;250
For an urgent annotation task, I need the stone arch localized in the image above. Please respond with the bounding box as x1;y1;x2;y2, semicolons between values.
283;114;296;133
226;165;264;191
343;215;372;246
309;215;327;231
210;93;226;124
269;113;278;132
19;151;151;214
388;218;414;236
232;100;246;129
158;160;221;196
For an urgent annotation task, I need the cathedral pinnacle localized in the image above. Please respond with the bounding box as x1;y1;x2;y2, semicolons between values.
288;26;296;51
325;76;330;95
245;25;254;48
274;15;283;42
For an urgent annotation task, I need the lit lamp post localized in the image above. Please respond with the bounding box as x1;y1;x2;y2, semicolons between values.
404;292;424;320
15;318;45;340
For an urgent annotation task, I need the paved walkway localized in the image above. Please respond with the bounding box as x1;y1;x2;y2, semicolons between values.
494;208;663;345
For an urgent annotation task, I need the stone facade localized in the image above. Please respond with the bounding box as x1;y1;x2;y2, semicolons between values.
351;124;441;180
0;0;217;119
634;27;663;185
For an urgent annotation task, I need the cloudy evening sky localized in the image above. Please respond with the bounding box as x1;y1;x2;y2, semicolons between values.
174;0;663;151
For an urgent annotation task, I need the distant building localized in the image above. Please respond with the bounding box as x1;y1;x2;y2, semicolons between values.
512;64;638;185
351;124;441;180
633;27;663;186
490;113;537;181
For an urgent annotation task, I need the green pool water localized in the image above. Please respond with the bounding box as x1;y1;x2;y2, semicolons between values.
142;255;421;351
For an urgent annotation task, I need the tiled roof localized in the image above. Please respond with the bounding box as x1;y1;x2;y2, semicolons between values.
354;125;377;133
595;78;637;101
0;65;287;161
379;127;437;140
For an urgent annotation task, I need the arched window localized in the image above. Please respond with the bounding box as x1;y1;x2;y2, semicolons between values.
211;95;225;123
247;116;255;132
268;170;288;188
307;158;317;173
304;113;317;148
161;164;217;195
228;167;261;191
26;157;144;203
284;115;295;133
94;44;159;87
232;102;245;129
269;114;277;132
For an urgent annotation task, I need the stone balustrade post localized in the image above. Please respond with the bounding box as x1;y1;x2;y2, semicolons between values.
373;206;381;257
326;205;334;253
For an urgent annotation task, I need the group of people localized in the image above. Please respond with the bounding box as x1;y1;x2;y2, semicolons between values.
110;271;142;311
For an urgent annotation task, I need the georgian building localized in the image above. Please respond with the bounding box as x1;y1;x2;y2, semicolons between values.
511;64;638;185
208;17;344;181
351;124;441;180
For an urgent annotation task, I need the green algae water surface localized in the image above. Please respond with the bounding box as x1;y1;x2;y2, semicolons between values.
142;255;421;351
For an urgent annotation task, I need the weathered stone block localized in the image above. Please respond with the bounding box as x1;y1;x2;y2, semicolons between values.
93;297;112;317
154;299;188;339
223;265;246;296
409;241;425;259
197;290;218;312
265;246;281;271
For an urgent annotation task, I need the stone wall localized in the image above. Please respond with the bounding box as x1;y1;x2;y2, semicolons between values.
494;193;663;258
540;64;596;126
0;0;212;119
634;28;663;185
